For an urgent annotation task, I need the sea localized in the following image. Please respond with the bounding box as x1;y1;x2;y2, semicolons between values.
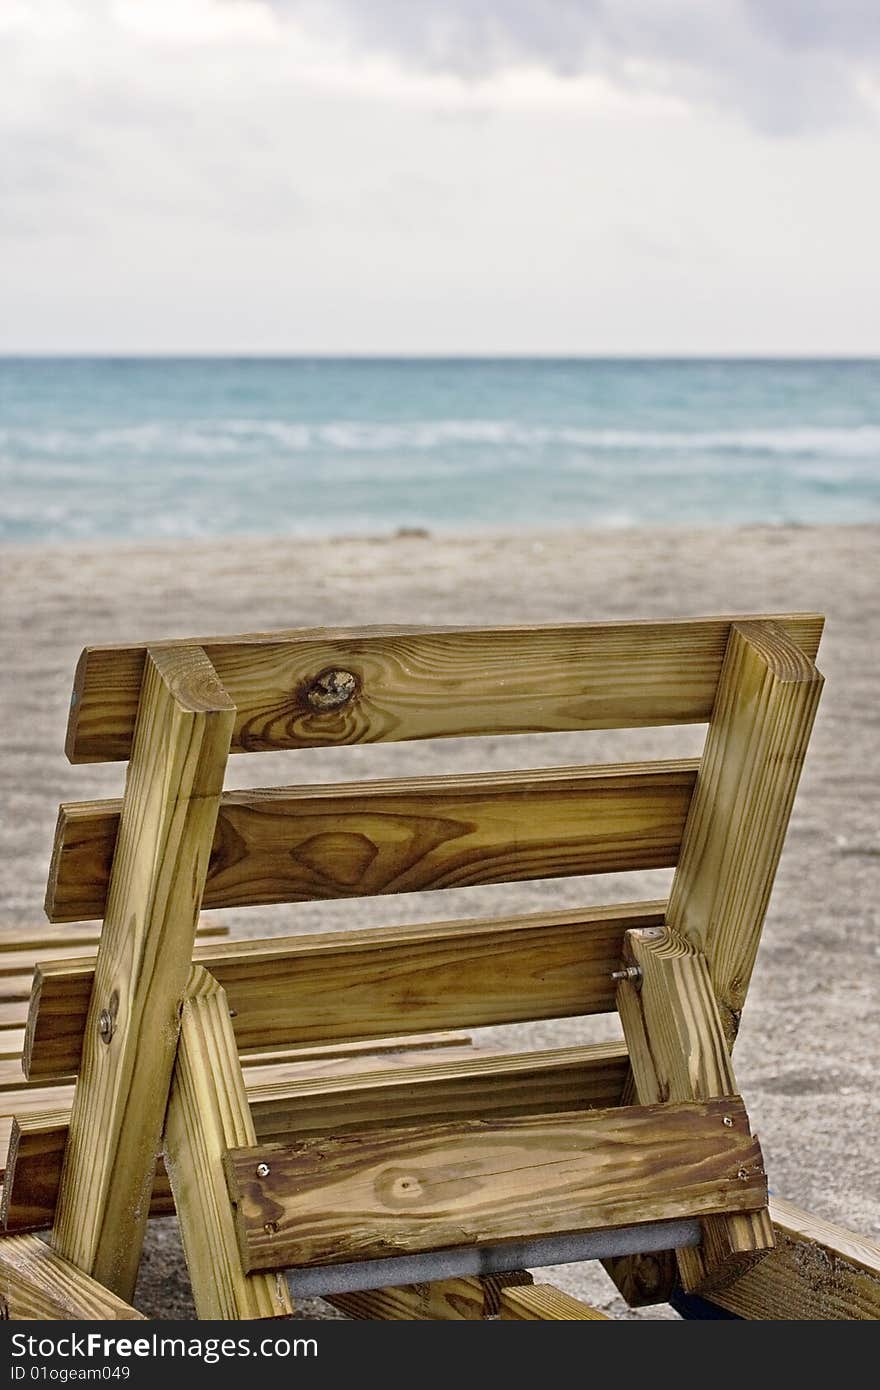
1;357;878;545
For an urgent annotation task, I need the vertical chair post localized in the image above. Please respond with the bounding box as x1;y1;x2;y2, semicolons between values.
51;646;235;1301
164;967;293;1319
606;620;824;1306
616;925;773;1293
665;620;825;1041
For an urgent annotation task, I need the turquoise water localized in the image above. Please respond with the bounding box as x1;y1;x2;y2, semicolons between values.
1;358;878;544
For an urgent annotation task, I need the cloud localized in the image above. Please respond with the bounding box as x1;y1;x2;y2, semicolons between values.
265;0;880;132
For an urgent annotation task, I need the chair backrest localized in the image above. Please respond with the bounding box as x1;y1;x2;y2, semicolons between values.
29;613;824;1081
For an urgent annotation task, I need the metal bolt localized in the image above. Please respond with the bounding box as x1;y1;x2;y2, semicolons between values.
98;1009;114;1044
264;1221;279;1235
722;1115;734;1127
738;1168;750;1181
611;965;642;982
256;1162;271;1179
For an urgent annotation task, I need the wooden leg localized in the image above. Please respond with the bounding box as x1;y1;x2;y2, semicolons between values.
164;967;293;1319
0;1233;144;1320
50;646;235;1300
617;926;773;1294
679;1198;880;1321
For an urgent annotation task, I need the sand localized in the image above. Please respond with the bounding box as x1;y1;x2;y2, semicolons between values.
1;522;878;1319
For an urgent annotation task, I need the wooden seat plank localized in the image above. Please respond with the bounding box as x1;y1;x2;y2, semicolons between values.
223;1097;767;1274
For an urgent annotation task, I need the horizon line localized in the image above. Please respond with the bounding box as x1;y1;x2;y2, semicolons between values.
1;351;879;363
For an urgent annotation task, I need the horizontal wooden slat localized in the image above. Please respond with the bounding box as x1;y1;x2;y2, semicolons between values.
0;1029;25;1060
3;1042;628;1231
0;933;227;1029
1;1033;474;1179
224;1097;766;1274
46;760;696;922
66;614;824;762
25;900;664;1079
0;922;228;956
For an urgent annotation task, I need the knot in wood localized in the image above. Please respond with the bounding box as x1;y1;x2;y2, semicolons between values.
389;1173;424;1202
305;668;358;713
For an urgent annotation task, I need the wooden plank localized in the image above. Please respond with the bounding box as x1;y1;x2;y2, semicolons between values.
163;967;292;1319
46;760;697;923
0;1029;25;1060
0;925;228;980
65;614;824;762
238;1031;473;1069
50;646;235;1300
606;620;823;1309
616;925;773;1294
0;977;40;1004
26;900;664;1079
666;620;824;1041
328;1271;533;1320
0;1233;145;1320
3;1042;628;1231
499;1285;610;1320
223;1097;767;1274
705;1198;880;1320
238;1040;630;1142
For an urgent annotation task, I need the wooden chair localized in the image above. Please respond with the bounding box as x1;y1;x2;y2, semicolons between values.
2;614;879;1320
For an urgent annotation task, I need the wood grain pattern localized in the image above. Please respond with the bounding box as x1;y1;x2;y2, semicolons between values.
163;967;292;1319
26;900;664;1079
0;930;227;1017
666;620;824;1041
605;621;823;1310
616;926;773;1294
704;1197;880;1320
0;1029;25;1060
328;1270;533;1320
0;1232;145;1320
3;1042;628;1231
499;1285;610;1320
50;646;235;1300
65;614;824;762
0;923;227;959
46;760;697;923
223;1097;767;1274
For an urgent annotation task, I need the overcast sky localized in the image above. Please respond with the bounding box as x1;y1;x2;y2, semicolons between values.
2;0;878;354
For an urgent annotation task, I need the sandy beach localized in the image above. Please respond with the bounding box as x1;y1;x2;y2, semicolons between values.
2;522;878;1318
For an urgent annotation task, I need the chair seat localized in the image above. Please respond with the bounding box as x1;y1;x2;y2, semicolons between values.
223;1097;766;1275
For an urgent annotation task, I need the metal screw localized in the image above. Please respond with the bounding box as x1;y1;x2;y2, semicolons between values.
264;1221;279;1235
256;1162;271;1179
737;1168;750;1181
98;1009;114;1044
611;966;642;982
722;1115;734;1127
